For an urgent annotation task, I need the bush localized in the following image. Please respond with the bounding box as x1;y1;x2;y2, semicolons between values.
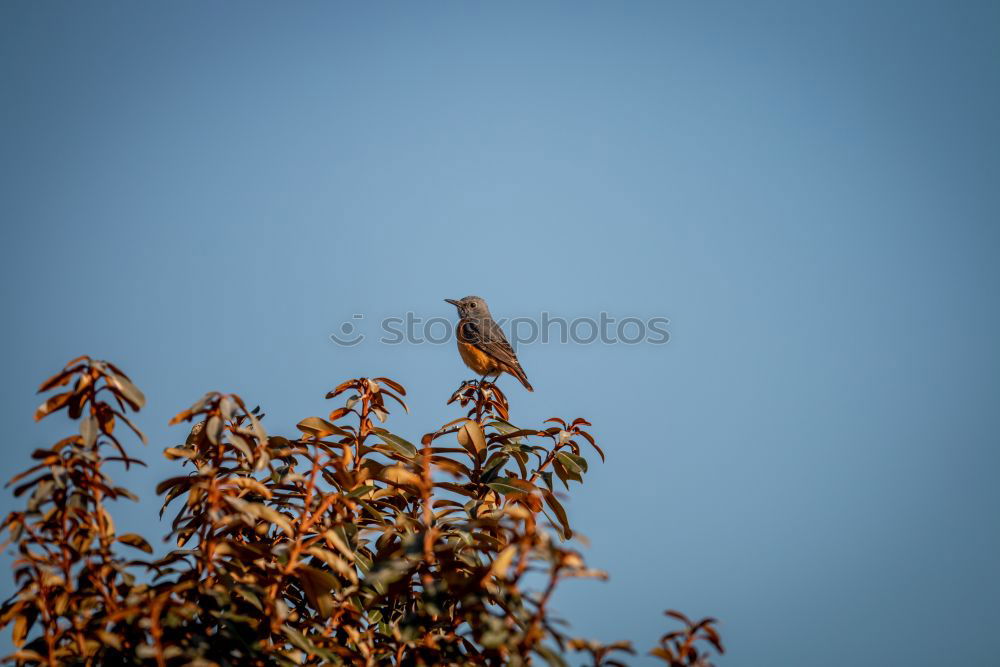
1;356;723;666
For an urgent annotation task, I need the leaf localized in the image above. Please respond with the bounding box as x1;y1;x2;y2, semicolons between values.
115;410;147;444
246;411;267;444
665;609;692;624
464;421;488;453
543;491;573;539
163;447;196;461
253;447;270;473
371;431;417;458
328;406;351;421
481;453;509;483
105;372;146;410
298;565;340;616
361;559;410;591
381;390;409;413
228;433;254;461
488;419;521;435
156;476;193;496
228;477;272;498
325;379;356;399
37;364;81;393
325;526;355;561
96;630;122;650
487;478;536;497
539;470;554;491
306;547;356;582
80;415;97;447
297;417;348;439
533;644;568;667
33;392;71;421
552;459;571;490
487;480;521;496
489;545;517;579
378;465;421;487
553;457;582;485
12;613;27;647
436;482;477;498
489;420;539;445
557;452;587;475
113;486;139;502
205;415;223;445
235;586;263;611
373;377;407;395
117;533;153;554
282;624;336;661
578;430;605;462
432;456;472;478
225;497;294;536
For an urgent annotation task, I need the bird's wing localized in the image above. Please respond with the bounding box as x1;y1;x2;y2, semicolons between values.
471;318;523;370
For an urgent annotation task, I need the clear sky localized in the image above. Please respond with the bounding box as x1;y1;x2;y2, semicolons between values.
2;2;998;665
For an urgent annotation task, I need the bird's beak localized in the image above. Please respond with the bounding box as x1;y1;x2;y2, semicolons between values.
444;298;460;307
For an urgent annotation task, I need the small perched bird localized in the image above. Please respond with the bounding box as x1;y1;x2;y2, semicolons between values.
445;296;533;391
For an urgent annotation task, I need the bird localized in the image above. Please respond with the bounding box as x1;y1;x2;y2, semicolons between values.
445;296;534;391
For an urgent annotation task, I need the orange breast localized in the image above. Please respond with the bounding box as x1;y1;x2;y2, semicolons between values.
457;340;499;375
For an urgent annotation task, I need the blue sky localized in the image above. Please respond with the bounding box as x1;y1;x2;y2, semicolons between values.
2;2;998;664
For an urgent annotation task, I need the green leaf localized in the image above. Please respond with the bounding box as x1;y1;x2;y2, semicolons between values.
539;470;554;491
556;452;587;479
488;419;520;434
481;453;509;483
487;478;535;496
488;419;528;444
371;430;417;458
556;452;587;475
552;459;571;490
346;485;377;498
487;479;521;496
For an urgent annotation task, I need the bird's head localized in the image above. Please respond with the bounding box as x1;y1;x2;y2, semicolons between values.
445;295;489;318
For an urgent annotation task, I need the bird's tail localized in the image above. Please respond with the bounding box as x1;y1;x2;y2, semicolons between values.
510;364;533;392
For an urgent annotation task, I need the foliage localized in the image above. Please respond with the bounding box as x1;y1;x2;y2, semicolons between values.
1;356;724;665
649;612;723;667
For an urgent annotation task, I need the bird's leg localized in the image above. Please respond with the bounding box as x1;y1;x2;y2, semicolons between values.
476;373;500;392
